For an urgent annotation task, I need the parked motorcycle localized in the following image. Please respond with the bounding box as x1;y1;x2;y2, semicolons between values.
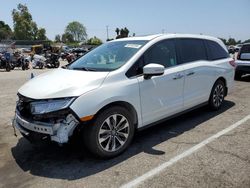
0;53;13;72
46;53;60;68
32;54;46;69
12;53;29;70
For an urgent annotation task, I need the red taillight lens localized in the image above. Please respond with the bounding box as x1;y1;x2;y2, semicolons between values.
229;60;236;68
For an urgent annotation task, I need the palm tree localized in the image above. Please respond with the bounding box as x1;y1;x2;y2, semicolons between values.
115;28;120;36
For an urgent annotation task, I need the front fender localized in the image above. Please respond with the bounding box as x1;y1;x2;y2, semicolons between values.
69;78;142;127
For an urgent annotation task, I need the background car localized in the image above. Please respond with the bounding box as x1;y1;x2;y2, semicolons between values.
235;43;250;80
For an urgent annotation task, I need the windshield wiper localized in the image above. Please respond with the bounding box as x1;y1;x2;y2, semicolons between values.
72;67;99;71
72;67;90;71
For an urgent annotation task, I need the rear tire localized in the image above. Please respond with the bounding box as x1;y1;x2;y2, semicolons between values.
39;63;43;69
5;63;11;72
55;61;60;68
209;80;225;110
83;106;135;158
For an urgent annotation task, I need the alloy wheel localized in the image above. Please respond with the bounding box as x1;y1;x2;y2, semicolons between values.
98;114;130;152
213;84;224;107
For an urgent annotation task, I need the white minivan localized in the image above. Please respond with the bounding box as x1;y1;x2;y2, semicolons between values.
13;34;235;158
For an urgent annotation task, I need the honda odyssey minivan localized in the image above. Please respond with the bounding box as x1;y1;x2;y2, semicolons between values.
13;34;234;158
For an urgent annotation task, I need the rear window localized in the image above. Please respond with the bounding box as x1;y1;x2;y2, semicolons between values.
176;38;207;64
240;44;250;53
239;44;250;60
206;40;229;60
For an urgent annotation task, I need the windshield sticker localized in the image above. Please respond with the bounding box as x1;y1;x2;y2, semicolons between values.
125;44;142;49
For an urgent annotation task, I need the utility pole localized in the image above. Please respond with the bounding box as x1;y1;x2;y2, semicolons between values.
106;25;109;41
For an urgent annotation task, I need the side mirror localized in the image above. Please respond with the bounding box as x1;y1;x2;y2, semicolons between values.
143;63;165;79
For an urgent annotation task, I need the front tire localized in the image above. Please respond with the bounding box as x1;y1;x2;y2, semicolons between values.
83;106;135;158
209;80;225;110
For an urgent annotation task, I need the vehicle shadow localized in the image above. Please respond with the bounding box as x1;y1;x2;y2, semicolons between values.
11;100;235;180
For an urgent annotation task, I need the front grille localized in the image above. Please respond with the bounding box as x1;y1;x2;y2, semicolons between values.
16;94;35;120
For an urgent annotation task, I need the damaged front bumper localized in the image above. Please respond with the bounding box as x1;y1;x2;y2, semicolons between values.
13;112;79;144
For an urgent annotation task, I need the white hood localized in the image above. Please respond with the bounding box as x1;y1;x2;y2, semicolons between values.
18;68;109;99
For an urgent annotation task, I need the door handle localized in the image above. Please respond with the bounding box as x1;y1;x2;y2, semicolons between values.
186;71;195;76
173;74;184;80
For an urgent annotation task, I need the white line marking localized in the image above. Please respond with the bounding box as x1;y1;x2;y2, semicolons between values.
121;114;250;188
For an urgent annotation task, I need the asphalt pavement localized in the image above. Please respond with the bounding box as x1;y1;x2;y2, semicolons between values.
0;67;249;188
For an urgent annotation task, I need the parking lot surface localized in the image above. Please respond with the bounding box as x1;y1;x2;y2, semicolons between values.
0;67;250;188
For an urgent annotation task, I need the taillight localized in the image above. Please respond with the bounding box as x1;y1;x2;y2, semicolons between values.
229;59;236;68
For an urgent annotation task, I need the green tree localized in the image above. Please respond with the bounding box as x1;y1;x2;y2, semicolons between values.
55;34;61;42
62;32;74;43
219;38;227;45
115;28;120;36
244;39;250;43
65;21;87;42
236;40;242;44
227;38;236;46
123;27;129;37
12;4;33;39
87;36;103;45
12;3;47;40
0;21;13;40
115;27;130;39
36;28;47;40
30;21;38;40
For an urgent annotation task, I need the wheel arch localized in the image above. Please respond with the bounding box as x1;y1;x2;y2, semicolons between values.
216;76;228;96
94;101;138;129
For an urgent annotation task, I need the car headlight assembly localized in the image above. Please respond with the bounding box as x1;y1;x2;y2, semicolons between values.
30;98;75;115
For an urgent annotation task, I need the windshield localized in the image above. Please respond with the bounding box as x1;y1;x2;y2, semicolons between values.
68;40;148;71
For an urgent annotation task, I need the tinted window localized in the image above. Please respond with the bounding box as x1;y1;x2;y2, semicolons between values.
126;40;177;78
206;40;229;60
144;40;177;68
239;44;250;60
125;56;144;77
240;44;250;53
177;39;207;63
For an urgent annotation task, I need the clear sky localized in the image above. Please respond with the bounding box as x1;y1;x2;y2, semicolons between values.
1;0;250;42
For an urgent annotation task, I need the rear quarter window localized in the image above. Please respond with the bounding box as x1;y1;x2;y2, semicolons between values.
176;38;207;64
206;40;229;60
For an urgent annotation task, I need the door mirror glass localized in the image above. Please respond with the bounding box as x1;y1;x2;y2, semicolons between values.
143;63;164;79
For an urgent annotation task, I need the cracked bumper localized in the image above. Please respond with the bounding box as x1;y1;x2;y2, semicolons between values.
13;113;79;144
14;113;54;135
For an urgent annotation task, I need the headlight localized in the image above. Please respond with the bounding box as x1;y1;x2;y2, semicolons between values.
30;98;75;115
